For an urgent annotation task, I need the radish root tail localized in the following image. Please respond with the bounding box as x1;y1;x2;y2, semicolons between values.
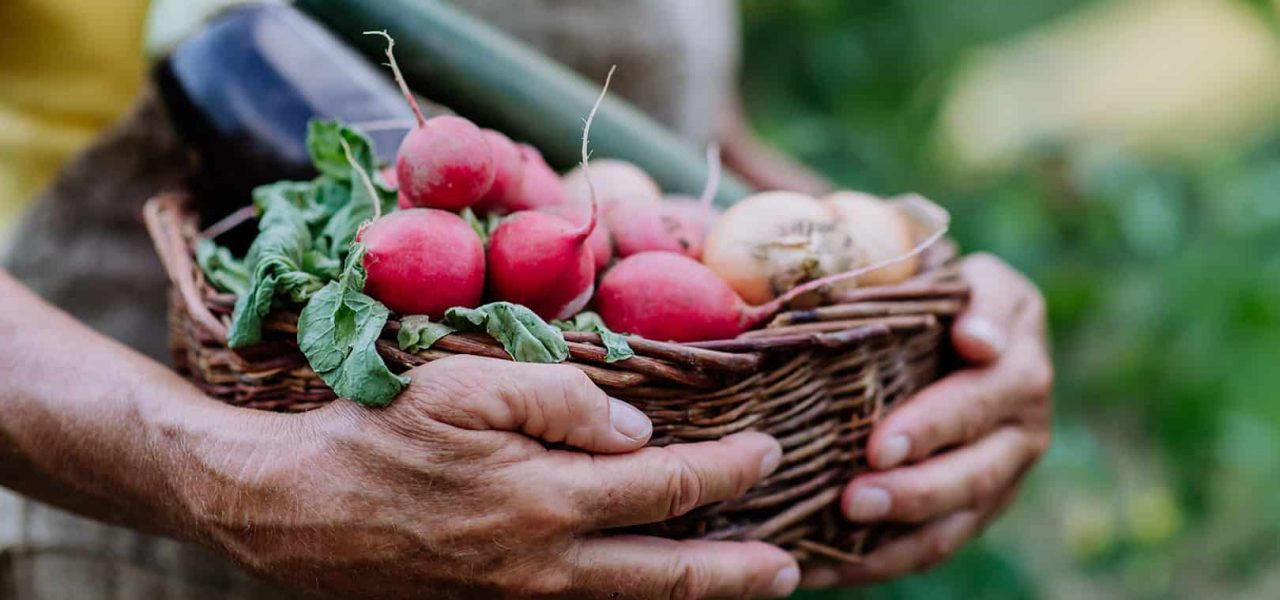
364;30;426;128
698;142;722;210
574;65;616;243
341;137;384;222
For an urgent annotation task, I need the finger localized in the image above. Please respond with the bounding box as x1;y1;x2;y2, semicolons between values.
563;431;783;530
407;355;652;453
867;335;1052;469
952;253;1037;363
803;483;1026;590
844;427;1039;523
810;510;983;586
572;536;800;600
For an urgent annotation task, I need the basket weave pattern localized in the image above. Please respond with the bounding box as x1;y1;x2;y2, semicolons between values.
146;194;967;563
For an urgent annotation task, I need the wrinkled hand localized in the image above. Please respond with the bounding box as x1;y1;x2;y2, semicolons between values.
805;254;1053;587
192;356;799;599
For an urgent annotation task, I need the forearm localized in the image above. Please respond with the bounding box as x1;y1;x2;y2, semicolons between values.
0;270;291;541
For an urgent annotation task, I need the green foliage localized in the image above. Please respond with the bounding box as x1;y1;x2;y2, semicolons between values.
443;302;570;363
298;244;409;407
398;315;457;354
742;0;1280;598
195;238;248;296
554;311;635;363
226;190;327;348
211;120;411;406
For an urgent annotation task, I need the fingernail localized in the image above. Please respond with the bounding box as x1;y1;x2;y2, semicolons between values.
609;398;652;441
768;565;800;598
960;317;1006;355
759;444;783;479
801;567;839;589
875;435;911;469
845;486;892;521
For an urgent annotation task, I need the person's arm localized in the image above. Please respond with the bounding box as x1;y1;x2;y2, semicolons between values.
0;269;292;539
0;269;800;599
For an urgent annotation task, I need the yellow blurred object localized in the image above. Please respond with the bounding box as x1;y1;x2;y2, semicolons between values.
1124;485;1183;546
939;0;1280;170
0;0;150;238
1062;493;1117;560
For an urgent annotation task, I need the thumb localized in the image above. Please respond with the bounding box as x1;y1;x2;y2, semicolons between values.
407;355;652;453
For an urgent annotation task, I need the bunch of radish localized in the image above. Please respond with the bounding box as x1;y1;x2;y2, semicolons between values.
355;33;944;343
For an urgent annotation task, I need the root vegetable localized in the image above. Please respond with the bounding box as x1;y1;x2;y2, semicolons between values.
563;159;663;224
603;145;721;259
369;31;495;211
541;203;614;272
359;208;486;317
824;191;919;286
607;201;704;259
665;195;720;236
701;191;846;305
596;252;763;342
507;144;568;212
485;67;614;321
597;220;943;343
472;129;527;214
486;211;597;320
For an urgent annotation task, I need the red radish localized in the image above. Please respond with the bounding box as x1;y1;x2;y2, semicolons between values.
382;166;416;210
596;252;761;342
541;203;614;271
380;166;398;189
609;144;722;260
340;130;485;318
381;165;409;209
486;67;616;321
562;159;663;224
359;209;486;317
608;201;703;258
507;144;568;212
665;195;721;234
369;32;495;211
471;129;526;213
487;211;597;320
596;207;948;342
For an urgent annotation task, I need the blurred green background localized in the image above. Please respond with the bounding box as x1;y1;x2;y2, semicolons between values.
737;0;1280;598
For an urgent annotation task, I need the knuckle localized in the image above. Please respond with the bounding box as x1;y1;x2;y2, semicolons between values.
556;364;596;396
961;398;991;442
515;490;578;537
666;456;707;518
966;252;1002;273
1029;429;1053;462
917;533;957;572
666;556;709;600
496;567;573;598
897;483;935;521
967;467;1001;508
524;571;575;597
1025;356;1055;399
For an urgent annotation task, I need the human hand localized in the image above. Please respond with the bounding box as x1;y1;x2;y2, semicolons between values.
804;254;1054;587
186;356;800;600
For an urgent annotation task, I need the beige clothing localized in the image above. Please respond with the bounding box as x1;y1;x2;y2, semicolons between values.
0;2;738;598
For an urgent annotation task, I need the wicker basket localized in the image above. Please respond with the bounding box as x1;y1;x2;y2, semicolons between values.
144;193;967;563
